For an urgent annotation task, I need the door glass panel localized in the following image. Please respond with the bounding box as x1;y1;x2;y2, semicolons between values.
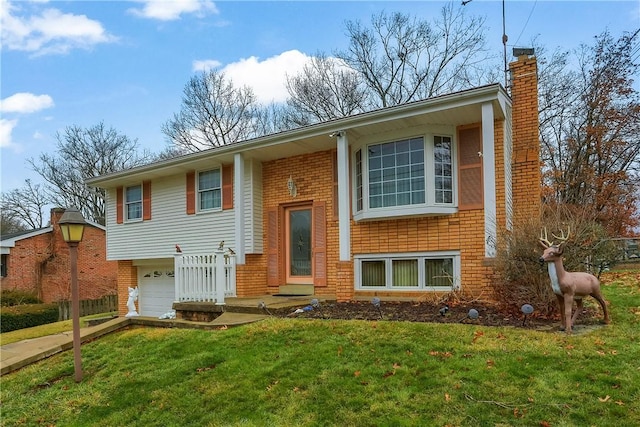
289;209;312;276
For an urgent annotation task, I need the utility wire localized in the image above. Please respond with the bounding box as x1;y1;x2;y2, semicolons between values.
513;0;538;47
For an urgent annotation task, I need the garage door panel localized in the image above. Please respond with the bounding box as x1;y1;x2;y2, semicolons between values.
139;268;175;317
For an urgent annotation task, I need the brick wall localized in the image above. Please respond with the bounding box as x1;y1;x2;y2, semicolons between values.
235;254;267;297
1;230;52;299
1;208;118;303
260;150;338;295
116;260;137;315
510;55;542;221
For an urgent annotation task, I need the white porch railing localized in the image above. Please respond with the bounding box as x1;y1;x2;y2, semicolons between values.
174;250;236;305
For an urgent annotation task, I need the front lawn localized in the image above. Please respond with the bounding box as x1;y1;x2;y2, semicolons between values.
1;272;639;426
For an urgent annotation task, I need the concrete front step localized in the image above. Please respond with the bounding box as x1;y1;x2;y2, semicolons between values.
172;295;329;320
278;284;314;295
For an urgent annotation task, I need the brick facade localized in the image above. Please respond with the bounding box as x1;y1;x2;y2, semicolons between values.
261;150;338;295
510;55;542;220
247;55;539;302
116;260;137;315
0;208;118;303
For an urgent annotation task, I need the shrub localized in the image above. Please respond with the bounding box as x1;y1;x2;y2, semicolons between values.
0;303;59;333
1;289;42;306
493;216;557;315
492;205;618;316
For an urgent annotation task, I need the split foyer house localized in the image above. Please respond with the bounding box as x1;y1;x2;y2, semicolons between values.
87;54;541;318
0;208;118;303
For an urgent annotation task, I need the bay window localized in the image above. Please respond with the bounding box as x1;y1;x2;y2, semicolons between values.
354;134;455;220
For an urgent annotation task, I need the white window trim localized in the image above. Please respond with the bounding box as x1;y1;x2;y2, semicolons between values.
352;133;458;222
124;183;143;223
354;251;461;291
197;167;222;214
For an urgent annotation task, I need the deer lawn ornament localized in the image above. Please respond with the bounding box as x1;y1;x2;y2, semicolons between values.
539;227;609;333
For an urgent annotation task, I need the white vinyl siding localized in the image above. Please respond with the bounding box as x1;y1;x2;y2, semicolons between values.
106;159;262;260
244;159;263;254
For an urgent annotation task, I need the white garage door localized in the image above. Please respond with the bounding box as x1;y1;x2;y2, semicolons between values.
138;268;175;317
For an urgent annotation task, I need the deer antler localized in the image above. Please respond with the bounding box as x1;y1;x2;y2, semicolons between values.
539;227;555;249
551;226;571;244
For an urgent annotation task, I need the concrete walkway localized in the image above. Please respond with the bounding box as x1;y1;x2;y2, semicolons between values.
0;312;269;376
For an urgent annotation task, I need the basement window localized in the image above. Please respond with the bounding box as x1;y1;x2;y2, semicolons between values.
355;252;460;291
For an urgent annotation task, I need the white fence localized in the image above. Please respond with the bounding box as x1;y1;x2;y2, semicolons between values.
174;250;236;305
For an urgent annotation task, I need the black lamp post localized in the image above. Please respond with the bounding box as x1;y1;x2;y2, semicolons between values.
59;207;86;382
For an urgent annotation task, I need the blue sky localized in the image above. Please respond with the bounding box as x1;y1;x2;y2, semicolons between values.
1;0;638;196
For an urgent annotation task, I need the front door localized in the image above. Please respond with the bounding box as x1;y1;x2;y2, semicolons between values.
285;206;313;284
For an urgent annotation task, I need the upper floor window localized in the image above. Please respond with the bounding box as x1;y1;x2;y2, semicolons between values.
198;169;221;211
354;135;455;220
125;184;142;221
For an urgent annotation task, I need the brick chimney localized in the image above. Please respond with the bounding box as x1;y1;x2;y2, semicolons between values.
49;207;65;228
509;52;541;221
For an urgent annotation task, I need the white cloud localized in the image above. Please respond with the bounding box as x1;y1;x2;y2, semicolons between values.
221;50;312;104
0;93;54;114
128;0;218;21
192;59;222;72
0;118;20;151
0;1;117;56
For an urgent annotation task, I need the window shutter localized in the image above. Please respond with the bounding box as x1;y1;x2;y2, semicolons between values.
222;164;234;210
186;171;196;215
142;181;151;220
116;186;123;224
331;151;339;219
458;126;483;210
266;207;281;286
313;201;327;287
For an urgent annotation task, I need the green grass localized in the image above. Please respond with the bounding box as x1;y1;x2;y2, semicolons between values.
0;312;117;346
1;273;639;427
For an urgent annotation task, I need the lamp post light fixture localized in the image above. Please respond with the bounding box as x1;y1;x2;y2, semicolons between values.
59;207;86;382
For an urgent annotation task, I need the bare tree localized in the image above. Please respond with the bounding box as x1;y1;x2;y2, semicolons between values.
163;69;270;152
284;53;369;126
0;212;27;235
1;179;50;230
336;6;489;108
29;122;152;225
539;29;640;236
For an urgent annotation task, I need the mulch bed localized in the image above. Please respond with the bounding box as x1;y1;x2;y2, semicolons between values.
270;299;603;331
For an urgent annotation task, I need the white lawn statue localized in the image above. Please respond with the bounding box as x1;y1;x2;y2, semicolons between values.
125;286;140;317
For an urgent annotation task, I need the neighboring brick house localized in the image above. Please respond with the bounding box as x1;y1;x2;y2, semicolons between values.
87;54;541;318
0;208;118;303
